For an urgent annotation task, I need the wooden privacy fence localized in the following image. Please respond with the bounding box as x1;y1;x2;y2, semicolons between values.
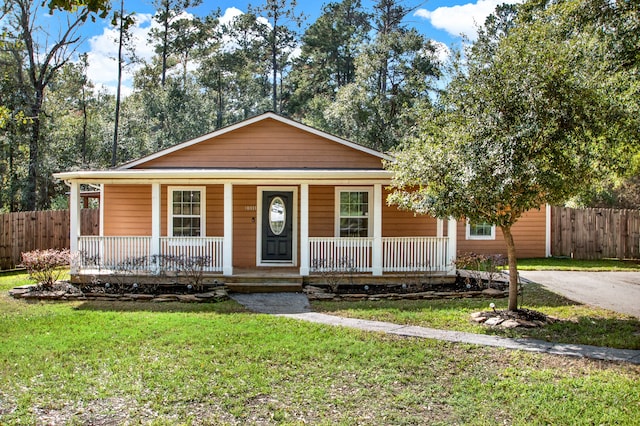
0;209;99;270
552;206;640;260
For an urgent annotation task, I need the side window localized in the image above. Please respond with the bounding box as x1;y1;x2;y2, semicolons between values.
168;188;205;237
336;189;371;237
466;220;495;240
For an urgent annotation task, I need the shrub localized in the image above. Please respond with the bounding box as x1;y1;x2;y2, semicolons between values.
21;249;71;289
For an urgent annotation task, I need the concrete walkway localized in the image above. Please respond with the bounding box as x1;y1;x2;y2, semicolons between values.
519;271;640;318
230;292;640;365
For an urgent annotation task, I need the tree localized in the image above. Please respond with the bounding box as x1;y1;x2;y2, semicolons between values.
386;0;639;311
111;0;136;167
46;0;111;19
3;0;89;210
149;0;203;87
251;0;304;113
287;0;371;119
198;11;271;126
317;0;440;150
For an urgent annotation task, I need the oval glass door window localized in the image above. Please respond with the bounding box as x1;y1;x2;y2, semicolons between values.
269;197;286;235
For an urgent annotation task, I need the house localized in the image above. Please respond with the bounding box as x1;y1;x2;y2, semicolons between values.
54;113;549;287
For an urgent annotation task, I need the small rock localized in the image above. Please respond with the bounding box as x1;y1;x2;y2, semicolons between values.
482;288;505;296
9;288;31;297
303;285;327;294
484;317;504;326
308;293;335;300
152;297;175;303
501;319;520;328
156;294;179;300
194;292;216;299
516;319;540;328
471;316;487;323
176;295;200;303
12;285;36;290
127;294;155;301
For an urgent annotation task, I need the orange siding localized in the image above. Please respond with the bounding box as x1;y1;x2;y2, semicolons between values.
233;185;258;268
457;206;547;258
382;188;437;237
104;184;224;238
309;186;335;237
205;185;224;237
135;118;384;170
103;185;152;236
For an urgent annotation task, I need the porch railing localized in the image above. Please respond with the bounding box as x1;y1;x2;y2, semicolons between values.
76;236;223;273
78;236;152;271
160;237;223;272
309;236;450;273
309;237;373;272
382;237;449;272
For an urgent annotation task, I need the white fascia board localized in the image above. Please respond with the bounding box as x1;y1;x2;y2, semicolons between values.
53;169;394;184
117;112;393;170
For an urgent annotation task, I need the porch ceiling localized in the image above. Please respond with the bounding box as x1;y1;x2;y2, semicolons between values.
53;168;394;184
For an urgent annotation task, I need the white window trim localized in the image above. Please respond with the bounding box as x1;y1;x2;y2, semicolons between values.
465;219;495;240
334;187;373;238
167;186;206;237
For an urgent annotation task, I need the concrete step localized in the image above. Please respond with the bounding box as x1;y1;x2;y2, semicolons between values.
227;282;303;293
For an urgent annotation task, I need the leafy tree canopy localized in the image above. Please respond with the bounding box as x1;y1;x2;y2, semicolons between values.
46;0;111;19
386;0;640;310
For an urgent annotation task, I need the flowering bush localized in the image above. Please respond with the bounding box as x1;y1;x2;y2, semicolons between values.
21;249;71;288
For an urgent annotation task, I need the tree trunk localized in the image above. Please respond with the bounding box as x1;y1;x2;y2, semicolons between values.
26;89;43;211
501;225;519;311
112;0;125;167
161;0;170;87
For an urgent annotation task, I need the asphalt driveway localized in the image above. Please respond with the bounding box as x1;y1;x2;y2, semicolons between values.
519;271;640;319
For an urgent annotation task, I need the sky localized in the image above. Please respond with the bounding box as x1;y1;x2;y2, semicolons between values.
40;0;521;95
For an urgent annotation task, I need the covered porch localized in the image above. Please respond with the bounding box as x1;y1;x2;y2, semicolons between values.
62;171;458;283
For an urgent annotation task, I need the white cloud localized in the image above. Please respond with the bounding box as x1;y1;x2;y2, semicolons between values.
219;7;244;26
431;41;451;65
85;13;155;95
415;0;522;40
85;10;197;95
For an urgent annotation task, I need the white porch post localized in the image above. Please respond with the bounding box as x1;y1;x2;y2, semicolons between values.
151;183;161;272
372;183;383;276
447;217;457;275
300;183;309;276
69;181;81;274
223;183;233;276
545;203;551;257
436;218;444;238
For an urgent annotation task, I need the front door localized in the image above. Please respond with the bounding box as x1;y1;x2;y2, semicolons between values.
262;191;293;262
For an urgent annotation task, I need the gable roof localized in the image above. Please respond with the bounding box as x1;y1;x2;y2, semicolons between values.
118;112;392;170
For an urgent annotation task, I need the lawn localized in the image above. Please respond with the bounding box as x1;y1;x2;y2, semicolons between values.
313;283;640;350
516;257;640;271
1;272;639;425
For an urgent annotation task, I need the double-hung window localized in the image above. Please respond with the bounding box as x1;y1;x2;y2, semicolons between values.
168;187;206;237
466;220;495;240
336;188;371;237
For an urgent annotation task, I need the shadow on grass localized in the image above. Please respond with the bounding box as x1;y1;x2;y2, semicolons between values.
312;283;581;314
311;283;640;349
73;299;250;314
485;316;640;350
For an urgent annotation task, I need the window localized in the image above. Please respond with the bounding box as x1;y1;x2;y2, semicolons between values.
168;187;205;237
466;220;495;240
336;188;371;237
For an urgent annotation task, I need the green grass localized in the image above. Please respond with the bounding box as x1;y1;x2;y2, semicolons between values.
1;273;639;425
516;257;640;271
313;283;640;350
